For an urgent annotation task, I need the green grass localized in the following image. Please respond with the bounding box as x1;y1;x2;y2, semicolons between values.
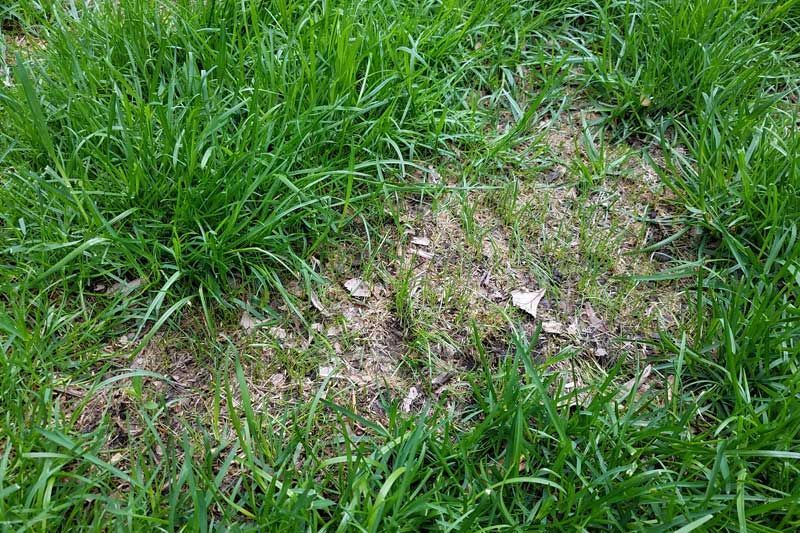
579;0;799;133
0;0;566;306
1;0;799;530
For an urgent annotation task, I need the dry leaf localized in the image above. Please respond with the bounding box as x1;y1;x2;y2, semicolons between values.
319;365;335;378
566;318;581;337
269;373;286;387
411;236;431;247
640;96;652;107
401;386;420;413
619;364;653;398
583;302;607;332
240;311;257;333
371;283;385;297
431;371;455;388
269;326;287;341
344;278;371;298
108;278;143;295
542;320;565;335
310;290;326;314
409;248;434;259
427;166;441;183
511;288;546;318
666;375;675;403
110;452;126;465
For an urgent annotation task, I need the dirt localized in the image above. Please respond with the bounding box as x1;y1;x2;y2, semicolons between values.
57;104;694;454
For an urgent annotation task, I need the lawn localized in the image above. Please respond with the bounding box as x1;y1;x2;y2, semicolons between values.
1;0;799;530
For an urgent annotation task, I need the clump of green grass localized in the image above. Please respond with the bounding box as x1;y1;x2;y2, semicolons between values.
580;0;795;132
1;1;40;31
4;330;797;530
656;98;800;438
0;0;564;309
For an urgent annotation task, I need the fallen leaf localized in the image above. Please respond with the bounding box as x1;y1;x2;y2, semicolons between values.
411;236;431;247
666;375;675;403
401;386;420;413
427;166;441;183
286;281;304;297
640;95;652;107
619;364;653;398
583;302;607;332
269;373;286;387
371;283;385;297
108;278;143;295
566;318;581;337
344;278;371;298
511;288;546;318
542;321;565;335
269;326;287;341
310;290;326;314
431;371;455;388
319;365;335;378
409;248;434;259
240;311;257;333
110;452;126;465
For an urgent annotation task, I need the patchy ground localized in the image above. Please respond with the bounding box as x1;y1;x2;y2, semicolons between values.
54;106;694;456
1;24;45;86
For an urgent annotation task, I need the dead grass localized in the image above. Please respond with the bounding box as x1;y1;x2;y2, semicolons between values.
56;104;694;451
